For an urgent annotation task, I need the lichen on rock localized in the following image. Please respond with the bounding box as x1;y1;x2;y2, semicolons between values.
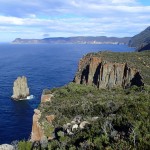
11;76;30;100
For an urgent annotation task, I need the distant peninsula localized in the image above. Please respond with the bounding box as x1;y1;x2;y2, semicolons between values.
12;36;131;44
128;26;150;52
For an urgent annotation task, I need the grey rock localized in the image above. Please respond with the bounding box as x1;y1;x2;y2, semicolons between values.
73;115;82;124
91;117;99;121
72;124;78;131
79;121;90;129
110;130;118;139
0;144;14;150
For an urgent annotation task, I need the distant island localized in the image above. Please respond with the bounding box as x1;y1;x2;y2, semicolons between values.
12;36;131;45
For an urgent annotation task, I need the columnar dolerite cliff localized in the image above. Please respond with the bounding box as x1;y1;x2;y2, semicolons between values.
11;76;30;100
74;54;144;88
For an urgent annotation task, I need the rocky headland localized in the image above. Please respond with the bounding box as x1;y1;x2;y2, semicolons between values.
12;36;130;44
27;51;150;149
128;26;150;52
11;76;30;100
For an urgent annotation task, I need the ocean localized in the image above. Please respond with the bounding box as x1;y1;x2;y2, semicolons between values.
0;44;134;144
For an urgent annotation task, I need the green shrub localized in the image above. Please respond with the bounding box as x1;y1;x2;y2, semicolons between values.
18;140;32;150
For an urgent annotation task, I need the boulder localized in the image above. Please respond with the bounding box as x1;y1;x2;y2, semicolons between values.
73;115;82;124
11;76;30;100
79;121;90;129
0;144;14;150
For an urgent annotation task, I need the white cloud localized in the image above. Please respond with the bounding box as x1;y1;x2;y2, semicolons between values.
0;0;149;41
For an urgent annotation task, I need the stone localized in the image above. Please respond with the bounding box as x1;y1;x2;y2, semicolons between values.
72;124;78;131
11;76;30;100
74;55;144;89
40;136;48;149
79;121;90;129
73;115;82;124
110;130;118;141
0;144;14;150
91;117;99;121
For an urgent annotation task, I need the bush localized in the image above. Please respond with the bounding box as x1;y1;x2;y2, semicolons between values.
17;140;32;150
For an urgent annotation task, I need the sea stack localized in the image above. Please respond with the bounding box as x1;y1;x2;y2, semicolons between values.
11;76;30;100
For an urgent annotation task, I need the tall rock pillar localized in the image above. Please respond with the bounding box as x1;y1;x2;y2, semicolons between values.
11;76;30;100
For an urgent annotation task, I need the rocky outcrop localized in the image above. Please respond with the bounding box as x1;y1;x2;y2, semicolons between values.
31;109;45;142
11;76;30;100
41;94;53;103
74;55;144;88
31;91;55;142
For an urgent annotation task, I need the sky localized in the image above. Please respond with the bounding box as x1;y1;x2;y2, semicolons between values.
0;0;149;42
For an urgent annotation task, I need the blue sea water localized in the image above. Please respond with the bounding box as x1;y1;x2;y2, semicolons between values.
0;44;134;144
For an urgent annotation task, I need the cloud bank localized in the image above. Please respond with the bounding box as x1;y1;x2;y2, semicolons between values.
0;0;149;41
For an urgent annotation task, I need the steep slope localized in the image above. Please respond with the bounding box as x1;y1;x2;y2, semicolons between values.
128;26;150;49
137;43;150;52
25;51;150;150
74;56;142;89
30;83;150;149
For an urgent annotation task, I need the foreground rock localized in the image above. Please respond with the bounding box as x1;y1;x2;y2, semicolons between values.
74;54;144;88
0;144;14;150
31;90;55;142
11;76;30;100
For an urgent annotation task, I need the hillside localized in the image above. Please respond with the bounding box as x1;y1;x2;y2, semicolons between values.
12;36;130;44
137;44;150;52
18;51;150;150
128;26;150;50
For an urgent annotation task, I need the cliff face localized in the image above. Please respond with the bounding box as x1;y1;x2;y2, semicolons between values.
74;55;144;88
31;93;54;142
30;109;45;142
11;76;30;100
